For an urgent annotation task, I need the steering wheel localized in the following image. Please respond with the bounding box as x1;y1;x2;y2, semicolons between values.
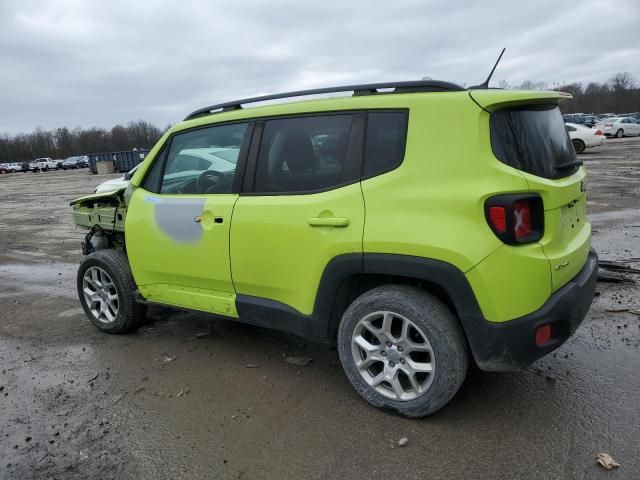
196;170;225;194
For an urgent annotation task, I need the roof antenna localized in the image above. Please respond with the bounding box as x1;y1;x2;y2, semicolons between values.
469;48;506;89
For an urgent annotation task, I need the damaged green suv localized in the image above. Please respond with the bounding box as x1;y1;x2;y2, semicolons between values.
71;80;598;417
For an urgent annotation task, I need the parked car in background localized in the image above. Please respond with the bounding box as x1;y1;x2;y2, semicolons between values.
0;164;10;174
595;117;640;138
565;123;605;153
1;162;24;173
62;157;79;169
77;156;89;168
563;114;601;128
34;157;58;171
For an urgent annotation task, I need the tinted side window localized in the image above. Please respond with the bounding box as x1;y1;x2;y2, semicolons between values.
363;111;408;178
253;115;355;193
158;123;248;194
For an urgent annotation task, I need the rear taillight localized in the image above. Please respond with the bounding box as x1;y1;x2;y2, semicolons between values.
513;200;532;239
594;129;603;136
488;206;507;233
485;194;544;244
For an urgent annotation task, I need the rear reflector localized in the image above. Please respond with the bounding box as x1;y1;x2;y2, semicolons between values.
488;206;507;233
535;324;552;346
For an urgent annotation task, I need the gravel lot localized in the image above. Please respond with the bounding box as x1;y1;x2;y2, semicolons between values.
1;138;639;479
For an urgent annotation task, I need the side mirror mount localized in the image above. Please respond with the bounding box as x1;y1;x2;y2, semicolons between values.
124;172;132;180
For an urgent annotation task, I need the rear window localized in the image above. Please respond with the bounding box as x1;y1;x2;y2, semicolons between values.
490;105;579;179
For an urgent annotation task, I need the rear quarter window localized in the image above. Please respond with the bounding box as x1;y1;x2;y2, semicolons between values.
363;111;408;179
490;105;579;179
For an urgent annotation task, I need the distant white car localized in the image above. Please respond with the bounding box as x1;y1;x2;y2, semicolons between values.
4;162;23;173
565;123;606;153
595;117;640;138
34;157;59;171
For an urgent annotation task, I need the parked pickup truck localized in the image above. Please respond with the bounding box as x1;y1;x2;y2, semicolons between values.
34;158;59;171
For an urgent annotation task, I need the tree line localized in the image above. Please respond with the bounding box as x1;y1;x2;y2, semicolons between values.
0;120;166;164
2;72;638;163
499;72;639;114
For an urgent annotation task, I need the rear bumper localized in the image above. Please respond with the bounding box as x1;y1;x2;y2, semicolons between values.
468;249;598;371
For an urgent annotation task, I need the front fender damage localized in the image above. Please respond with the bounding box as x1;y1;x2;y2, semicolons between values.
70;187;129;255
70;187;127;232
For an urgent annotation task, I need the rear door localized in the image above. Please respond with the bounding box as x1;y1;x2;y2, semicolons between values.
126;121;252;317
230;113;365;316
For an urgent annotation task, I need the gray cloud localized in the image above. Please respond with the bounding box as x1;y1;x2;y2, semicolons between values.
1;0;638;134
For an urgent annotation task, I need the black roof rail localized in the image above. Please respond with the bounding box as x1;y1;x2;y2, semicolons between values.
184;80;465;120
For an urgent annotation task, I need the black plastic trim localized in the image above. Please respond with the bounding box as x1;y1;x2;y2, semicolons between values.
235;253;363;343
234;251;598;372
185;80;465;120
464;249;598;371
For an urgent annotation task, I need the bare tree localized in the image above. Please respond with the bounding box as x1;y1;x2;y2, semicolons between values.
0;121;164;163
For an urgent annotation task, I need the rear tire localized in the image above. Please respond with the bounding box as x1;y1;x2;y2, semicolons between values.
572;139;585;154
615;129;624;138
77;250;147;334
337;285;468;417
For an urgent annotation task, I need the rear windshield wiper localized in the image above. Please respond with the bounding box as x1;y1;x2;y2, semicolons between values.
555;159;583;170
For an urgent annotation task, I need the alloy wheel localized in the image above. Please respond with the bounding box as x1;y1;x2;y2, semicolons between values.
351;311;436;401
82;266;119;324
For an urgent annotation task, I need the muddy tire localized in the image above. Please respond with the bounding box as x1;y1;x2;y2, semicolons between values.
615;129;624;138
77;250;147;334
572;139;585;154
337;285;468;417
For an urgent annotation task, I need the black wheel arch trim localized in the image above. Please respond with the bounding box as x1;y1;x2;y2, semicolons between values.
235;251;598;372
235;253;486;349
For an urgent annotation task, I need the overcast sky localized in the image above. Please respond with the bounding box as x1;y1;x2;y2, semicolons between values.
1;0;638;134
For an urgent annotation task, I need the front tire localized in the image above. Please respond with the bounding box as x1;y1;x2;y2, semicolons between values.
77;250;147;334
615;129;624;138
337;285;468;417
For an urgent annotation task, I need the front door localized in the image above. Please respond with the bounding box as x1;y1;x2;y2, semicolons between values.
126;121;252;317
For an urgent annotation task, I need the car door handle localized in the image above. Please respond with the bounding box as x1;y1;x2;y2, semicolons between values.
307;217;350;227
194;215;223;224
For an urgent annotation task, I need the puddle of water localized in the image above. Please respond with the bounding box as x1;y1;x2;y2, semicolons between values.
0;262;78;298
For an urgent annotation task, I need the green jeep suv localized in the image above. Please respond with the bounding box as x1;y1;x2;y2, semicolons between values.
71;80;598;417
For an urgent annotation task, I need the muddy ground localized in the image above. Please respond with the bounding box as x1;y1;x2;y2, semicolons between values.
1;138;639;480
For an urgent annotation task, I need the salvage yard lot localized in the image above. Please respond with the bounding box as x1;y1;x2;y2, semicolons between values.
1;138;639;479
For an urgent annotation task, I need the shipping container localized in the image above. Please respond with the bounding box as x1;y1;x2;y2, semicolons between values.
88;149;150;174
